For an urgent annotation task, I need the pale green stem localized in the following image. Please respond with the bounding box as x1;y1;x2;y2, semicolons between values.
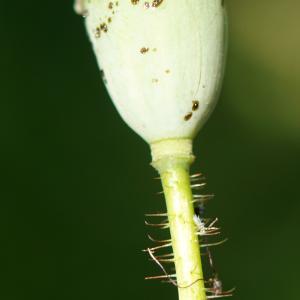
151;139;206;300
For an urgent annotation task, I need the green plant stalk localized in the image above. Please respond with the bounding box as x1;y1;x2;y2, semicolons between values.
151;139;206;300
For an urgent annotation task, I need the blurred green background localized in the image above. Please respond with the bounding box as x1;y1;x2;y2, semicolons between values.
1;1;300;299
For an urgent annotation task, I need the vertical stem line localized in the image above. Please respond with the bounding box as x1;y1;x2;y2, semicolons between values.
154;156;206;300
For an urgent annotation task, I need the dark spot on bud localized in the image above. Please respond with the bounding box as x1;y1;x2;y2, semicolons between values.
95;27;101;38
131;0;139;4
152;0;164;8
100;23;108;32
108;2;113;9
140;47;149;54
192;100;199;111
184;112;193;121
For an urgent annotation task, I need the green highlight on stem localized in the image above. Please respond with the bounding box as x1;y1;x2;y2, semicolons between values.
151;139;206;300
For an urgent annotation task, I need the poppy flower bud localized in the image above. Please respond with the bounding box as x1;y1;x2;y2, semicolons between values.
79;0;227;143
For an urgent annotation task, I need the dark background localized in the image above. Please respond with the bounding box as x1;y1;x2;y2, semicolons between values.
1;1;300;299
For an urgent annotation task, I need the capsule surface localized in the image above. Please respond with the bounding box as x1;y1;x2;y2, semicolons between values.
83;0;227;143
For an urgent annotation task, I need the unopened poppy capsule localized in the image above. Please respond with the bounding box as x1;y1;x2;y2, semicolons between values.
78;0;227;148
76;2;229;299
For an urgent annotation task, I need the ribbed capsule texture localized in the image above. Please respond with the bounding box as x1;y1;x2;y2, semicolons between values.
82;0;227;143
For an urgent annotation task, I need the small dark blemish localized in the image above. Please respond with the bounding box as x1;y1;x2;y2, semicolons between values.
140;47;149;54
108;17;112;23
221;0;225;7
108;2;113;9
152;78;159;83
131;0;139;4
94;27;101;38
165;69;170;74
152;0;164;8
144;2;150;9
184;112;193;121
100;23;108;32
192;100;199;111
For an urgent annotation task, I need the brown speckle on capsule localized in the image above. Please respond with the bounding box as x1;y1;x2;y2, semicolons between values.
108;17;112;23
184;112;193;121
144;2;150;9
108;2;113;9
100;23;108;32
165;69;170;74
131;0;139;4
94;27;101;38
152;0;164;7
152;78;159;83
140;47;149;54
192;100;199;111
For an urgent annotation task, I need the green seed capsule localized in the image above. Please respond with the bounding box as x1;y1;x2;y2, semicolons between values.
79;0;227;143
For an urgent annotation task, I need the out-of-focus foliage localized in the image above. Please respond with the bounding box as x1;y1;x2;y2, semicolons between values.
227;0;300;140
0;1;299;300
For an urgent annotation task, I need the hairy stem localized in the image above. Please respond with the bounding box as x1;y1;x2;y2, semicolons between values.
151;139;206;300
